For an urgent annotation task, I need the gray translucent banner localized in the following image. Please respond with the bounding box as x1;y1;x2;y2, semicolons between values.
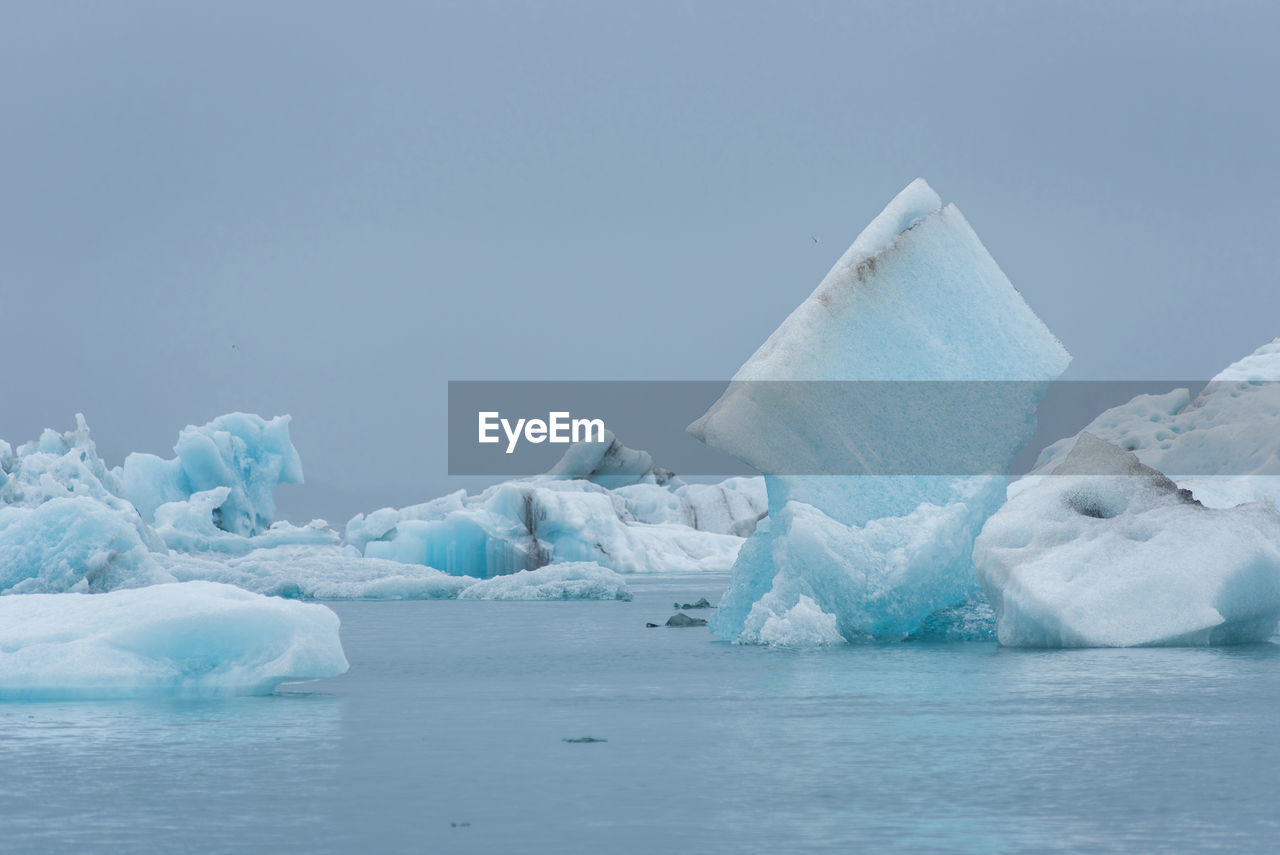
447;380;1266;477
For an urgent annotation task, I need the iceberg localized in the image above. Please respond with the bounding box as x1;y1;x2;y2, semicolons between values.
348;480;746;576
690;178;1071;644
456;562;632;601
116;413;303;537
0;414;344;597
153;486;338;555
0;497;173;594
749;594;846;647
1026;339;1280;508
0;581;348;698
165;550;632;601
345;437;764;577
730;483;999;643
0;417;174;594
164;552;630;601
975;433;1280;647
0;414;162;548
0;415;656;603
545;428;681;488
162;546;474;600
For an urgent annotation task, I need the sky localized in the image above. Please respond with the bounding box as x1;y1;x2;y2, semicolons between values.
2;1;1277;524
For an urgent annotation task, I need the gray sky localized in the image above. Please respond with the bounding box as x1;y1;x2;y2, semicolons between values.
3;1;1277;525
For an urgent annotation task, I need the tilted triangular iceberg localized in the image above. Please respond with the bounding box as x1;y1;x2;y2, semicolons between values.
689;178;1071;643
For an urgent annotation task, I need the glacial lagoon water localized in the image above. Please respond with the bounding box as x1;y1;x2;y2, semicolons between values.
2;573;1279;854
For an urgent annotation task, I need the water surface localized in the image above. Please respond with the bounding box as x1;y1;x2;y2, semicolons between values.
2;573;1278;853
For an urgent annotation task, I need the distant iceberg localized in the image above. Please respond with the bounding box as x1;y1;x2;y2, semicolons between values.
0;496;172;595
153;485;338;556
162;546;473;600
457;563;632;601
345;431;764;577
976;434;1280;647
690;178;1071;644
0;416;172;594
163;549;632;601
116;413;304;537
0;414;162;549
0;414;698;600
0;581;348;699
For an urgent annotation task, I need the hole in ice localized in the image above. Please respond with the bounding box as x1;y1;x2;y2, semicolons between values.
1063;489;1121;519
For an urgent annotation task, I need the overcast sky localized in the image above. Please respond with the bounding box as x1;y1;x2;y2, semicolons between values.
3;1;1277;524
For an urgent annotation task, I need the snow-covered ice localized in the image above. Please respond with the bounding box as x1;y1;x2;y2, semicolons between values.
691;178;1070;644
975;434;1280;647
1025;339;1280;509
0;581;348;698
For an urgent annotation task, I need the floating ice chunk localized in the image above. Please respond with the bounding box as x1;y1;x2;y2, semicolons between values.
0;581;348;698
2;414;124;506
153;487;338;555
349;432;762;578
347;477;748;577
457;562;632;601
164;548;627;601
546;429;682;488
0;497;173;595
117;413;303;537
614;477;767;536
0;414;163;551
721;483;1001;643
691;179;1070;642
748;594;846;647
162;546;474;600
975;434;1280;647
1026;339;1280;507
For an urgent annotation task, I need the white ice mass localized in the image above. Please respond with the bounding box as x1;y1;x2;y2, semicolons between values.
0;582;348;698
1024;338;1280;508
690;178;1071;644
975;434;1280;647
346;430;764;577
457;563;632;601
0;415;729;607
